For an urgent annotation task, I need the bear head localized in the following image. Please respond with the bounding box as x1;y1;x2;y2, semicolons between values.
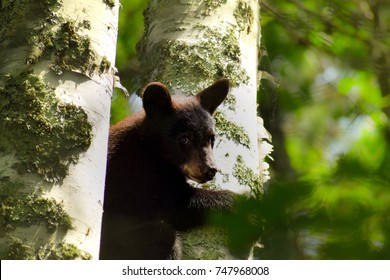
141;79;230;183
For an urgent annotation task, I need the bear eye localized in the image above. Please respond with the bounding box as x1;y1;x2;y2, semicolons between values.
179;135;190;145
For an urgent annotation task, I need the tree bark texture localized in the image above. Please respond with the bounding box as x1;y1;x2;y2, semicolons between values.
137;0;271;259
0;0;119;259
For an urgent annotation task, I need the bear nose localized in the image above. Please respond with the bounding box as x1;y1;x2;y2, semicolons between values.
205;167;217;181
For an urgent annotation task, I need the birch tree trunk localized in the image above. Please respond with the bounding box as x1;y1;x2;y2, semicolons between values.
0;0;119;259
138;0;271;259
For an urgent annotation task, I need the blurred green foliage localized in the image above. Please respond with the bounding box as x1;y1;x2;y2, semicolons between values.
258;0;390;259
110;0;147;124
114;0;390;259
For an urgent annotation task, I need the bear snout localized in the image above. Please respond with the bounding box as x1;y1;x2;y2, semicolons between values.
181;162;218;183
205;166;217;181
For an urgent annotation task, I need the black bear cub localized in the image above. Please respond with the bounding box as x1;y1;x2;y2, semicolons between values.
99;79;234;260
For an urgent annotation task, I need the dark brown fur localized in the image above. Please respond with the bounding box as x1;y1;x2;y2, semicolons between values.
99;79;234;260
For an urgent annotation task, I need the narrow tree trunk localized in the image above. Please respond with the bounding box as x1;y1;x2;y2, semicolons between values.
138;0;271;259
0;0;119;259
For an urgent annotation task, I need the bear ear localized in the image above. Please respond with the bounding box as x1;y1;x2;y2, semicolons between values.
197;78;230;115
142;82;173;118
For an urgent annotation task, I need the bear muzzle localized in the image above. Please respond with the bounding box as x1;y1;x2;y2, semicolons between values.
184;166;218;183
181;162;218;183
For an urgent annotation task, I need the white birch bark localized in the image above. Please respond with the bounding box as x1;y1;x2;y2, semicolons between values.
138;0;272;259
0;0;119;259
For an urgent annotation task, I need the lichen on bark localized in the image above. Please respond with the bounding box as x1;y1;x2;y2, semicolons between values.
234;0;254;34
0;0;61;45
233;156;263;197
138;23;249;94
0;175;73;234
181;226;231;259
29;20;98;75
7;237;91;260
0;0;111;260
0;71;92;182
214;112;251;148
